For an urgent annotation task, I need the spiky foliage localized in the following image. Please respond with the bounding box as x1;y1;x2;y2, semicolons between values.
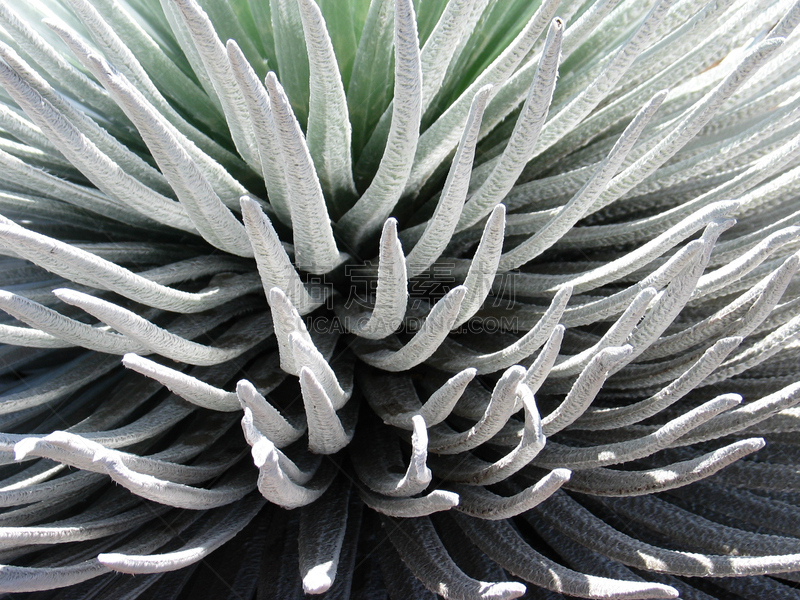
0;0;799;598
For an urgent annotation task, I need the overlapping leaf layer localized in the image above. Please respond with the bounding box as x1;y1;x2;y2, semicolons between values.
0;0;799;598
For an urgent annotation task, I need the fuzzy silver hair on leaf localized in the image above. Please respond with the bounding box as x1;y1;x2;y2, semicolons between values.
0;0;799;598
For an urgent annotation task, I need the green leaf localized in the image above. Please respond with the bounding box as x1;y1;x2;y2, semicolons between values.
348;0;395;162
317;0;360;88
85;0;225;133
414;0;448;45
197;0;268;80
227;0;268;63
270;0;310;128
439;0;543;107
248;0;276;64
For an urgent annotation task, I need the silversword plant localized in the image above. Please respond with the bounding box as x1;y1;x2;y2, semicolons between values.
0;0;799;598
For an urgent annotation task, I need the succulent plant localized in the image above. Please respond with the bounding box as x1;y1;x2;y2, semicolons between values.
2;0;800;597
